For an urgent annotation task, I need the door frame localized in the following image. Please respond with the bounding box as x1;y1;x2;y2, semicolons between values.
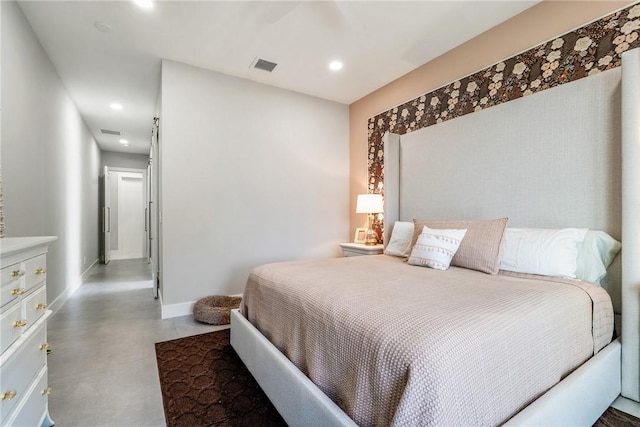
105;167;149;261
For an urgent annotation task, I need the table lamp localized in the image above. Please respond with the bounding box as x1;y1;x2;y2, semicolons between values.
356;194;383;245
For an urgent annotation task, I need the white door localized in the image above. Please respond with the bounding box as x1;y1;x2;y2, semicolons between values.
102;166;111;264
112;172;145;260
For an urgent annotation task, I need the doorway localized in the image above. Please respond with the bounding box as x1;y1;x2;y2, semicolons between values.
102;167;148;261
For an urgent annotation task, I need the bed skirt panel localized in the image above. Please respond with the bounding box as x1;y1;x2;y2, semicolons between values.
504;338;620;426
230;309;357;427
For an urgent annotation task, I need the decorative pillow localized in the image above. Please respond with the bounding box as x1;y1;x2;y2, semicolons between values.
575;230;621;284
500;228;588;278
412;218;508;275
408;226;467;270
384;221;415;257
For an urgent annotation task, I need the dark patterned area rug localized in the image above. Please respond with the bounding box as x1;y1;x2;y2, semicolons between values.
155;329;286;427
156;330;640;427
595;407;640;427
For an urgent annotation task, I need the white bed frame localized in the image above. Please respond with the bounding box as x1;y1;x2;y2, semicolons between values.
232;311;620;426
231;49;640;425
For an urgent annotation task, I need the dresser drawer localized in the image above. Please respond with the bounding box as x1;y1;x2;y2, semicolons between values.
24;255;46;292
1;263;22;288
24;286;47;329
1;264;23;309
0;321;47;424
0;304;25;354
4;366;48;427
0;284;21;311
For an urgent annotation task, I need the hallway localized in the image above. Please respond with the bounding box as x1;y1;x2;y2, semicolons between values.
47;259;227;426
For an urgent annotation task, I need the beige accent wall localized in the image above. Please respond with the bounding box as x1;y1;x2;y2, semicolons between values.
349;0;634;236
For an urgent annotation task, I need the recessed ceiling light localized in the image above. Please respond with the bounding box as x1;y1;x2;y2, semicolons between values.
119;139;129;145
329;60;343;71
110;103;123;111
94;21;112;33
133;0;154;9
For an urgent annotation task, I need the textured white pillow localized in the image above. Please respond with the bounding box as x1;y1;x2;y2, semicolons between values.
500;228;588;278
408;226;467;271
384;221;415;257
575;230;621;284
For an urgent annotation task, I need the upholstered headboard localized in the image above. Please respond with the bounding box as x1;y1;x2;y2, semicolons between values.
384;49;640;402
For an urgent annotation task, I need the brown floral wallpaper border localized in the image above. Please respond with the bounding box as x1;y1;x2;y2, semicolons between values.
367;2;640;239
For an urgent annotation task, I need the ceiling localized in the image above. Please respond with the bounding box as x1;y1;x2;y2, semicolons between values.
18;1;538;155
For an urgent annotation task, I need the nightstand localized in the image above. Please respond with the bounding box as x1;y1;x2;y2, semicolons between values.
339;243;384;257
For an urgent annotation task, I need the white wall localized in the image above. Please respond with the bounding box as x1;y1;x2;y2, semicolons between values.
101;150;149;171
160;60;349;312
2;0;102;309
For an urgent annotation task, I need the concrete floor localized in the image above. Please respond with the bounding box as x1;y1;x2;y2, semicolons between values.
47;258;227;427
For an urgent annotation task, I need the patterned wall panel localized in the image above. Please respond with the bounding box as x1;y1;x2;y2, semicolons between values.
366;3;640;238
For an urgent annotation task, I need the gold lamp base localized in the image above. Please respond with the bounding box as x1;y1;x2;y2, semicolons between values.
364;228;378;246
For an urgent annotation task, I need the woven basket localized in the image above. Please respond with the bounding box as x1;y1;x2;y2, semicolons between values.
193;295;242;325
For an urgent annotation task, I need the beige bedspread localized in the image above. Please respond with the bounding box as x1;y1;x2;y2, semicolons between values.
240;255;614;427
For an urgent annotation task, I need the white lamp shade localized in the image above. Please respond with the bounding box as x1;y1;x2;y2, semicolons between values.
356;194;383;214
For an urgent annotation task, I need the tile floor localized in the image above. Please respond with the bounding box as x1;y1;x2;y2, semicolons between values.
47;258;227;427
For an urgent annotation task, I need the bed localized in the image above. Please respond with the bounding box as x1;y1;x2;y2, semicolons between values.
241;254;615;426
231;48;640;425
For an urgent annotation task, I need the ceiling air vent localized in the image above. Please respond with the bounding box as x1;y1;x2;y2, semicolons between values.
253;58;278;72
100;128;121;136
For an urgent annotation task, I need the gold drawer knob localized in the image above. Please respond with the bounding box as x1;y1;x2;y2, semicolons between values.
39;343;50;350
1;390;16;400
11;288;26;296
35;268;46;275
10;270;25;278
41;388;52;396
13;320;27;328
35;303;48;310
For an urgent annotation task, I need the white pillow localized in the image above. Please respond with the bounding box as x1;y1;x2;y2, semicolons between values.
384;221;415;257
575;230;621;284
408;226;467;271
500;228;588;278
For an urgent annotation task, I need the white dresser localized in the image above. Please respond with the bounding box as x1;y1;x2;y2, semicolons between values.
0;237;57;427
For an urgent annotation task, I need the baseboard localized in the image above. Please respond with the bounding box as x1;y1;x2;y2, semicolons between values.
81;258;99;284
160;297;196;319
612;395;640;418
49;258;99;313
109;253;144;261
